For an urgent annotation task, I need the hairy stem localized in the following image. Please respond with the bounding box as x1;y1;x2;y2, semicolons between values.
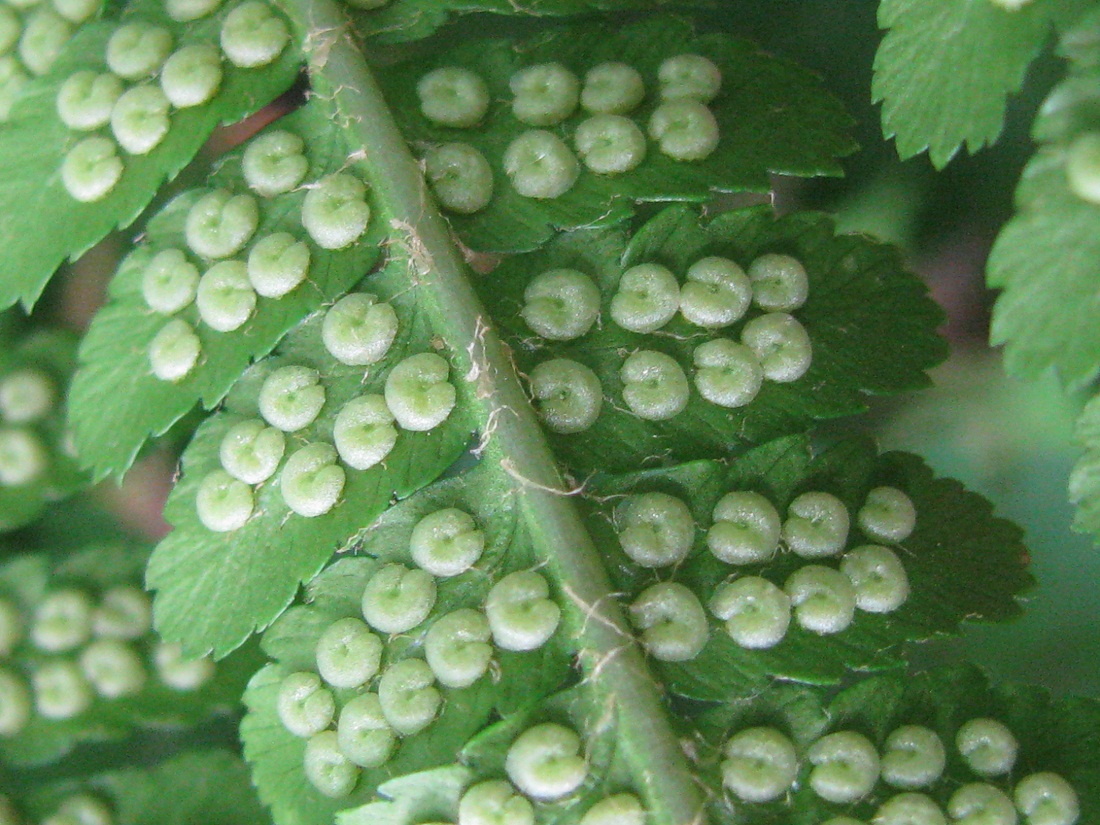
287;5;708;823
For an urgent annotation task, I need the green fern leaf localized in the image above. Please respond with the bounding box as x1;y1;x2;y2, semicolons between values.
0;0;299;310
0;544;258;767
146;256;476;658
68;100;383;480
583;434;1031;699
325;665;1100;825
378;16;855;252
988;151;1100;389
481;204;946;474
872;0;1081;168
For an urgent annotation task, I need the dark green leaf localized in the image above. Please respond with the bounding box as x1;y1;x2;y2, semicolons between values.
584;436;1032;699
379;17;854;252
480;205;946;475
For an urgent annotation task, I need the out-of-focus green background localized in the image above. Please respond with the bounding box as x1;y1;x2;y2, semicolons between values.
708;1;1099;696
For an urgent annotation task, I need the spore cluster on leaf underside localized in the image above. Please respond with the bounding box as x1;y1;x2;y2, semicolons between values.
520;249;812;433
46;0;290;203
142;148;372;389
120;103;374;390
473;203;948;476
610;485;913;661
0;326;87;531
255;501;568;801
719;713;1079;825
415;52;725;212
194;288;456;532
0;363;59;491
0;0;100;121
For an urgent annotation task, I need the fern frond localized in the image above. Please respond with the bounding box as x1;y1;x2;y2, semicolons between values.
1;2;1086;824
146;257;476;658
480;204;946;474
135;10;1052;822
376;16;855;252
0;0;300;310
69;100;384;480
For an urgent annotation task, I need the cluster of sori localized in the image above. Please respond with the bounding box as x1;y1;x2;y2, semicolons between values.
0;0;98;120
619;485;914;661
720;717;1080;825
1066;131;1100;205
144;137;372;386
523;253;811;433
452;776;642;825
0;790;117;825
0;574;214;737
57;0;291;203
416;53;724;211
459;725;644;825
357;728;642;825
0;365;58;488
194;294;459;530
274;509;563;798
